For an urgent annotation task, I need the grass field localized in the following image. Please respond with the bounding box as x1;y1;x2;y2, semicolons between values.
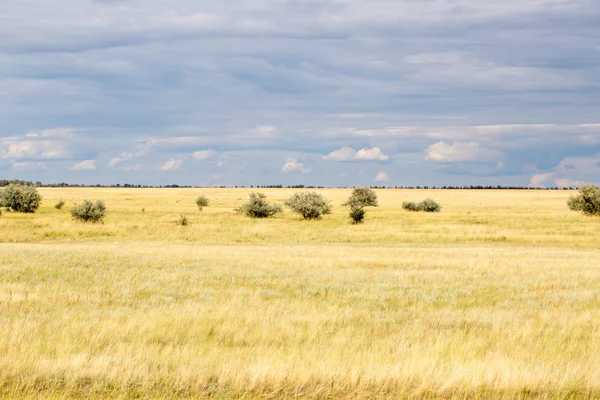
1;188;600;399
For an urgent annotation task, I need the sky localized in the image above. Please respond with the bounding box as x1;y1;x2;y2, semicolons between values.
1;0;599;187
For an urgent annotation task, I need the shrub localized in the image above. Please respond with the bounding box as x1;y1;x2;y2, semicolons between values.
54;199;65;210
0;184;42;213
402;201;421;211
343;187;378;209
284;192;332;220
235;192;283;218
567;184;600;216
177;215;189;226
349;207;365;224
403;199;442;213
343;187;378;223
71;200;106;223
421;198;442;213
196;195;210;210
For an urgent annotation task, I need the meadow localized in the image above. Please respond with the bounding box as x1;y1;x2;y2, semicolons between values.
1;188;600;399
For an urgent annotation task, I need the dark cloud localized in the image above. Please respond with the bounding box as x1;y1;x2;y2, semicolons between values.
1;0;599;185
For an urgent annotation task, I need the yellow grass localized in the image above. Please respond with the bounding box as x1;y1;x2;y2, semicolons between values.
1;189;600;398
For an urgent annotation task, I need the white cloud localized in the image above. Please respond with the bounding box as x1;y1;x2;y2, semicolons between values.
406;52;582;90
554;178;586;188
146;137;207;148
528;173;555;188
247;126;277;138
375;171;389;182
71;160;97;171
123;164;145;172
193;149;216;160
39;128;74;138
356;148;389;161
159;158;183;171
282;158;310;174
0;139;71;160
324;146;389;161
108;146;149;167
10;161;47;170
425;141;501;162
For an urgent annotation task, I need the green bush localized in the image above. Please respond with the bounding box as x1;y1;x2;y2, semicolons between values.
235;192;283;218
196;195;210;210
349;207;365;224
343;187;378;223
0;184;42;213
177;215;189;226
284;192;332;220
403;199;442;213
421;198;442;213
54;199;65;210
402;201;420;211
343;187;378;209
567;184;600;216
71;200;106;223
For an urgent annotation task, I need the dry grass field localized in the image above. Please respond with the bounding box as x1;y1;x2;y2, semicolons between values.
1;188;600;399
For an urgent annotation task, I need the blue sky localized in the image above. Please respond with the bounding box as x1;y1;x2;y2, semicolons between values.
1;0;599;187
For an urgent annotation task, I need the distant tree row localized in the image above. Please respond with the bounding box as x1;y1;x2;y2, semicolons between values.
0;179;39;187
1;179;582;190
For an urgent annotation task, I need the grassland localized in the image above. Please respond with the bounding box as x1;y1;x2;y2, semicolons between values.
1;188;600;399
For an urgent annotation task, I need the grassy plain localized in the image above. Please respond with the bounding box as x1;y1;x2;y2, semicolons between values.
1;188;600;399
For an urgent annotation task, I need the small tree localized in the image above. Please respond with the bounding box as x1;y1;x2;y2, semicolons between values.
54;199;65;210
196;195;210;211
343;187;378;224
0;184;42;213
349;207;365;224
71;200;106;223
177;215;189;226
235;192;283;218
343;187;378;209
567;184;600;216
284;192;333;220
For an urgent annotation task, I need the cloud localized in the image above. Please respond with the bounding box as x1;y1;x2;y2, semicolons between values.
193;149;216;160
406;51;583;90
426;141;502;163
1;1;600;186
247;126;277;138
108;146;150;167
159;158;184;171
282;158;310;174
1;139;70;160
324;146;389;161
375;171;389;182
0;128;92;162
71;160;97;171
554;178;586;188
10;161;47;170
528;173;555;188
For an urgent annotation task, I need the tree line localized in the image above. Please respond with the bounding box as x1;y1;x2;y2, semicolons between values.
0;179;581;190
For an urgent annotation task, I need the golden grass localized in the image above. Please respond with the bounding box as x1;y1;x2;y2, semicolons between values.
1;189;600;398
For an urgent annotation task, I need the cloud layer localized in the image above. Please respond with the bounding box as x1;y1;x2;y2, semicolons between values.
1;0;600;186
